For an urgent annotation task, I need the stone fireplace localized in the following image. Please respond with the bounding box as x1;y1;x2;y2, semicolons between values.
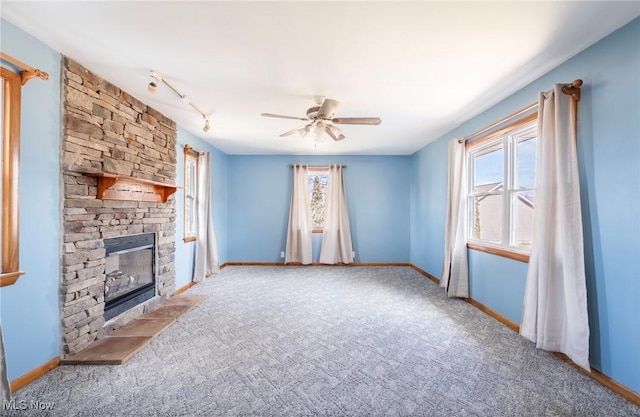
61;57;177;355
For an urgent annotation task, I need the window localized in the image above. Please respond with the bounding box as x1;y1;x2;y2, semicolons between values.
183;145;199;242
467;114;537;260
0;67;24;286
308;168;329;232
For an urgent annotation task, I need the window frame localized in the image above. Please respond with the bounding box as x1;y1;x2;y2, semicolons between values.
0;67;25;286
307;166;329;234
183;145;199;243
466;112;537;263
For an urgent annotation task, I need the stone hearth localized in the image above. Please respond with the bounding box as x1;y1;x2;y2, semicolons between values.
61;57;177;355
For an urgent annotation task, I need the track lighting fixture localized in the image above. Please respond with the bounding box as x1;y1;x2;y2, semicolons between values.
147;70;211;134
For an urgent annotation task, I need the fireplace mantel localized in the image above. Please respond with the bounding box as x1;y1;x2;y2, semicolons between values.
86;172;178;203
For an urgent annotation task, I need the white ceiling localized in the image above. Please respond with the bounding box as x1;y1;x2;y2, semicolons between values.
2;1;638;155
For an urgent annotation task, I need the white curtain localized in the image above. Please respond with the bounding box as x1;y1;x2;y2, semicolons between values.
285;165;313;264
441;139;469;298
520;85;590;371
0;322;10;402
319;165;353;264
193;152;219;282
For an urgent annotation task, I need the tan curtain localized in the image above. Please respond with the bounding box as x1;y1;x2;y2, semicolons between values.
441;139;469;297
520;85;590;371
319;165;353;264
0;322;10;402
285;165;312;264
193;152;219;282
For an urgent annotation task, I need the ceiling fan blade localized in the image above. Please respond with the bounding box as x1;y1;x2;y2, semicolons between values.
261;113;309;121
325;126;345;141
332;117;381;125
327;124;342;135
279;127;300;137
317;99;340;119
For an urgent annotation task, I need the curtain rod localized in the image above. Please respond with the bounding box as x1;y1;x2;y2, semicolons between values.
0;52;50;85
458;79;583;144
288;164;347;168
183;144;205;156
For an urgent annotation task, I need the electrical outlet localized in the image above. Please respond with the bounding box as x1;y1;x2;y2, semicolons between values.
280;251;285;258
352;251;356;258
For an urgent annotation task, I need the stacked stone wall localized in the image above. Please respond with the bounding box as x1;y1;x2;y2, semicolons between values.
61;57;177;355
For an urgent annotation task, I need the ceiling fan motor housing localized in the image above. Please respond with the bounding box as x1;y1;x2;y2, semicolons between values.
306;106;321;119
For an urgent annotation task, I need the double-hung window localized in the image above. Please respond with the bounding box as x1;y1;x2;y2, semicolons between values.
307;167;329;233
467;114;537;261
183;145;199;242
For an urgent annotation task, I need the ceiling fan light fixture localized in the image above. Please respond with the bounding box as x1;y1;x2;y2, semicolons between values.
297;125;311;138
262;96;381;142
314;124;327;143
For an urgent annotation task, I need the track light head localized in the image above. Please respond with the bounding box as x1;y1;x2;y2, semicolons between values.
148;71;160;93
203;119;210;132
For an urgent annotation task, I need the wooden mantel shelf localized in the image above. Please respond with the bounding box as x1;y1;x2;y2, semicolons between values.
86;173;178;203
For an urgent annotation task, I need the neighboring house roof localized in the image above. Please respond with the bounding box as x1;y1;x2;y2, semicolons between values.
474;182;503;196
474;182;534;208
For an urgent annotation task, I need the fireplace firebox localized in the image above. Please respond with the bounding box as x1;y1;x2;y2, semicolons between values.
103;233;156;321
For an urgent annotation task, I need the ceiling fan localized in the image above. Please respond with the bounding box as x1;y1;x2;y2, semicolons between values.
261;96;381;142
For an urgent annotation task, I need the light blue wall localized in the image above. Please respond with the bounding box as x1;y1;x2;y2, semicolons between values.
467;251;528;323
0;19;61;381
409;137;448;276
174;127;228;290
227;155;411;263
410;18;640;393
